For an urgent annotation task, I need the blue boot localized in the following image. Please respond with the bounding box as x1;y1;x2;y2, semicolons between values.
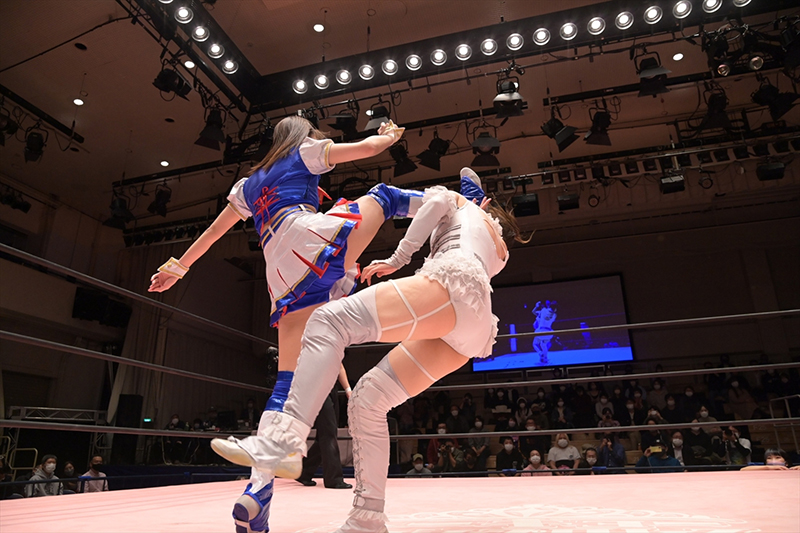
233;478;273;533
460;167;485;204
367;183;424;220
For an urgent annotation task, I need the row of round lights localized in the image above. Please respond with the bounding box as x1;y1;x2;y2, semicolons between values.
291;1;752;94
157;0;239;75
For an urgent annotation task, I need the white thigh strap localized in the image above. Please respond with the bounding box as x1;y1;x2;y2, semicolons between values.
382;279;453;340
398;343;436;382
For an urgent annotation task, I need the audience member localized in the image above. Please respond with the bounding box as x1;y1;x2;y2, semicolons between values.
742;448;800;471
519;418;551;458
426;423;459;465
684;420;723;465
575;447;598;475
456;449;486;477
761;369;782;396
722;426;752;465
530;403;549;430
460;393;476;424
619;399;645;451
433;438;464;473
597;432;626;471
61;461;78;493
203;408;220;431
0;455;13;500
241;398;258;429
662;394;681;423
80;455;108;493
551;397;575;429
521;449;551;476
495;437;525;476
640;417;669;451
610;385;627;416
547;433;581;475
597;408;620;428
624;379;647;401
514;398;532;427
697;405;722;436
646;406;668;425
680;386;702;422
595;393;613;420
587;382;603;404
494;388;514;411
468;416;490;470
727;379;758;420
25;455;63;497
484;387;498;410
635;442;683;473
445;405;470;434
631;388;648;413
573;386;595;428
406;454;432;476
668;431;689;467
648;379;668;410
534;387;551;412
164;413;188;464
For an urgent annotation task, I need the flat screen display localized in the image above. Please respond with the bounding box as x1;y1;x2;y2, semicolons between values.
473;275;633;372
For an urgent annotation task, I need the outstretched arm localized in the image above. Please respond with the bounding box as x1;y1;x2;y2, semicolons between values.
148;206;241;292
328;121;404;165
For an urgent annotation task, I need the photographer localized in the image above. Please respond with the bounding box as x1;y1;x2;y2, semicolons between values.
722;425;752;465
433;438;463;474
635;441;683;473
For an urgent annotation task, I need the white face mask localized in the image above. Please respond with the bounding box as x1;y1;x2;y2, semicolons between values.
44;463;56;474
691;427;701;432
649;411;657;417
451;411;458;417
700;411;709;418
600;398;608;404
538;392;545;398
526;425;535;431
171;418;179;425
685;391;694;397
557;401;564;407
475;421;483;429
731;382;739;388
508;421;516;428
437;428;446;434
627;404;634;411
558;438;568;448
654;384;661;390
586;457;597;465
667;400;675;407
504;443;514;452
530;455;541;464
414;463;423;471
497;392;504;399
673;438;683;447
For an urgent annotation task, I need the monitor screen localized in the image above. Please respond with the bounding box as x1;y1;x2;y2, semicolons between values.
473;275;633;372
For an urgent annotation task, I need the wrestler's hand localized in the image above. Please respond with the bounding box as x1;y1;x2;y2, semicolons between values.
377;120;405;144
149;271;179;293
361;261;398;285
791;465;800;470
765;465;789;470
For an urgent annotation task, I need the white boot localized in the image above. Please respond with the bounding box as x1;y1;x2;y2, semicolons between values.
334;509;389;533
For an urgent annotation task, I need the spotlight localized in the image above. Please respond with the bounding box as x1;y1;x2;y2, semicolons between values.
313;74;329;89
673;53;684;61
558;171;571;183
222;60;238;74
195;108;225;150
541;174;555;185
533;28;550;46
557;194;580;211
644;6;663;25
493;77;524;119
153;68;192;99
405;55;422;70
359;65;375;80
175;6;193;24
673;1;692;19
676;153;692;167
541;109;577;152
637;53;670;97
659;172;685;194
607;163;622;176
560;23;578;41
481;39;498;55
24;131;46;162
0;189;31;213
699;88;732;131
751;83;799;121
158;0;173;3
382;59;398;75
336;69;352;85
698;172;714;189
364;104;390;131
417;133;450;171
702;0;723;14
697;151;713;164
587;18;605;36
328;112;358;138
147;185;172;217
471;131;501;167
748;55;764;71
192;26;209;42
293;80;308;94
208;43;224;59
160;160;169;167
512;193;540;217
624;161;639;174
584;109;612;146
733;0;751;6
587;194;600;207
389;141;417;177
713;149;730;162
104;195;134;229
756;161;785;181
455;44;472;61
574;168;587;180
615;11;634;30
313;23;324;33
506;33;524;51
184;60;195;69
0;113;19;146
431;49;447;66
643;159;658;171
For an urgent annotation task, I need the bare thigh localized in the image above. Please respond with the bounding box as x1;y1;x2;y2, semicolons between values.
342;196;386;271
276;303;322;371
374;275;456;343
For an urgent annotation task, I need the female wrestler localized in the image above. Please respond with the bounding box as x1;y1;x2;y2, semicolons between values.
211;168;530;532
148;115;423;533
532;300;557;364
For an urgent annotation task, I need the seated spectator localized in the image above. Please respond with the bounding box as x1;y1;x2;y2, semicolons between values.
648;379;668;410
668;431;689;467
646;406;668;425
460;393;476;424
494;388;514;411
597;432;626;471
445;405;470;434
624;379;647;402
722;425;752;465
551;397;574;429
635;442;683;473
164;413;188;464
502;417;520;444
551;382;574;405
468;416;490;470
662;394;681;422
241;398;258;429
519;418;551;458
575;447;598;475
697;405;722;436
573;386;595;428
426;423;459;465
684;420;724;464
61;461;78;493
406;453;432;476
80;456;108;493
547;433;581;475
0;455;14;500
456;449;486;477
530;403;549;430
742;448;800;471
433;438;464;474
619;399;645;451
484;387;498;410
610;385;627;415
595;393;613;420
514;398;532;427
631;389;648;413
680;386;702;422
522;449;551;476
534;387;551;413
640;417;668;451
727;380;758;420
597;408;620;428
495;437;525;476
25;455;63;497
587;381;602;404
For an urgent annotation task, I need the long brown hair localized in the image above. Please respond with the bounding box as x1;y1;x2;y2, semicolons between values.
486;198;533;245
248;116;328;176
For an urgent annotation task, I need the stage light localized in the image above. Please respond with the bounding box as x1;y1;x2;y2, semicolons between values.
24;131;46;162
73;98;84;106
713;149;730;162
624;161;639;174
748;55;764;70
702;0;722;14
676;153;692;167
574;168;587;180
557;194;580;211
327;113;357;138
733;0;751;6
431;49;447;66
147;185;172;217
293;80;308;94
481;39;498;55
405;55;422;70
751;83;799;121
673;1;692;19
359;65;375;80
588;194;600;207
364;105;390;131
697;151;713;164
733;146;750;160
512;193;540;217
104;195;134;229
493;77;524;119
222;60;238;74
587;18;605;36
336;69;352;85
195;108;225;150
772;140;790;153
471;131;501;167
700;88;732;131
558;171;571;183
158;0;173;3
506;33;524;51
533;28;550;46
660;172;685;194
756;161;785;181
560;23;578;40
644;6;663;24
584;109;611;146
455;44;472;61
313;74;329;89
313;23;324;33
753;144;770;157
389;141;417;177
607;163;622;176
192;26;209;42
636;53;671;97
643;159;658;171
208;43;224;59
541;174;555;185
153;68;192;99
698;172;714;189
160;160;169;167
184;60;195;69
382;59;398;75
541;109;577;153
175;6;193;24
0;113;19;146
615;12;634;30
417;133;450;171
673;53;684;61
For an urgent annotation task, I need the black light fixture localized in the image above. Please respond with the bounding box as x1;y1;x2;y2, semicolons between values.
389;140;417;177
659;172;685;194
698;171;714;189
713;148;730;162
733;146;750;160
195;108;226;150
751;81;799;121
512;193;539;217
636;52;671;97
493;76;524;119
696;86;731;132
364;104;390;132
24;129;47;162
0;112;19;146
624;161;639;174
756;161;785;180
697;151;713;164
147;184;172;217
772;140;790;153
541;107;577;152
0;187;31;213
753;144;770;157
704;31;731;76
417;132;450;171
153;68;192;99
328;112;359;139
103;193;135;229
471;131;501;167
557;193;580;211
584;105;612;146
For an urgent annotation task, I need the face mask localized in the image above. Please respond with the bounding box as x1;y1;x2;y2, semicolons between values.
600;398;608;404
700;411;709;418
488;389;494;395
497;392;504;399
44;464;56;474
673;438;683;447
766;460;786;466
731;382;739;388
530;455;541;464
504;443;514;452
685;391;694;397
587;457;597;465
634;393;642;398
414;463;423;471
558;439;568;448
559;386;566;392
557;401;564;407
64;468;74;476
91;463;102;470
171;418;179;425
475;421;483;429
627;404;634;410
526;425;535;431
654;384;661;390
508;421;516;428
519;403;526;409
691;426;701;433
451;410;459;417
437;428;446;434
538;392;545;398
667;400;675;407
649;411;657;416
614;390;621;395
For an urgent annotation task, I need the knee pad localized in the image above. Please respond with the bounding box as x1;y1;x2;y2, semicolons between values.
367;183;424;220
